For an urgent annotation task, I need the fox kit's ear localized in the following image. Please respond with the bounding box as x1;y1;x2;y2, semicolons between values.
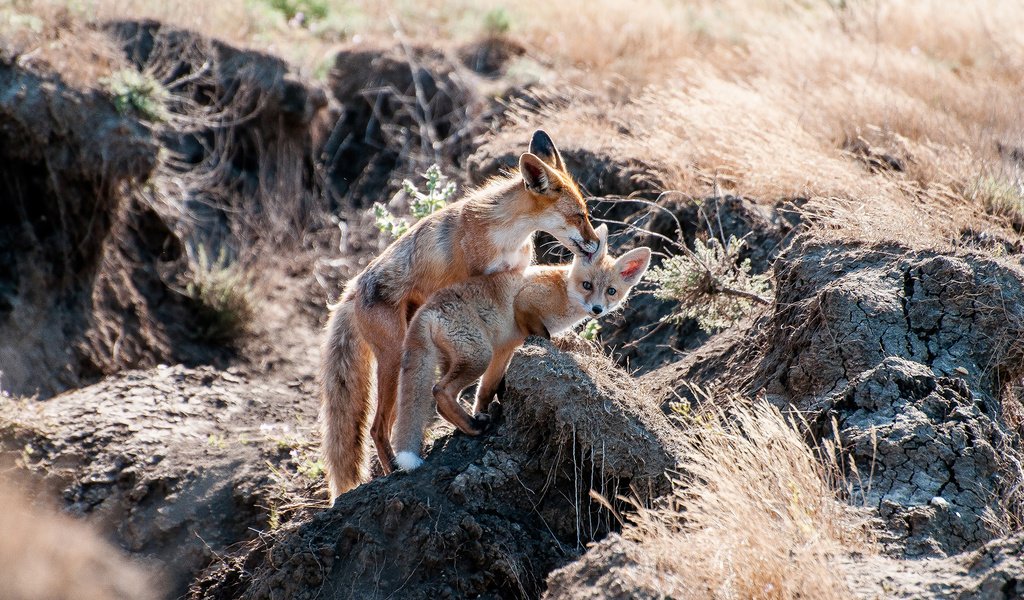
580;224;608;265
529;129;566;173
615;247;652;285
520;153;555;195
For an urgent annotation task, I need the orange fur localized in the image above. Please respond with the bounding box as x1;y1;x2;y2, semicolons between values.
320;131;599;501
391;225;651;469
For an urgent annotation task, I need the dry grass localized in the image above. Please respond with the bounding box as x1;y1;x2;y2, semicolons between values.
12;1;1022;248
0;1;128;88
614;401;872;599
490;0;1024;246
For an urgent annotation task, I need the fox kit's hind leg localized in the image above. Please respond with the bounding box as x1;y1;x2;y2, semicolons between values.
433;335;492;435
473;345;515;415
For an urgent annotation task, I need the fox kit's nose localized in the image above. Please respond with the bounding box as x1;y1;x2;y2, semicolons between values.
592;305;603;315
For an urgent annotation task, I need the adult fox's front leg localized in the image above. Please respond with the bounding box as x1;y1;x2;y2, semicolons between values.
358;302;407;474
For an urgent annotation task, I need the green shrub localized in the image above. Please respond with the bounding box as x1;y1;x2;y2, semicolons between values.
648;234;770;333
263;0;329;23
100;69;169;122
375;164;456;239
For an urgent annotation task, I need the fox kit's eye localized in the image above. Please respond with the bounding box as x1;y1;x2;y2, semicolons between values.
582;281;593;291
607;287;617;296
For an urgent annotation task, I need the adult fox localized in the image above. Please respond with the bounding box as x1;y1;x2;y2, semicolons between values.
321;131;600;500
391;224;651;470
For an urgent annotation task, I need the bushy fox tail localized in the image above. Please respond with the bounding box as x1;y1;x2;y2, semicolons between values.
391;315;441;471
319;293;375;502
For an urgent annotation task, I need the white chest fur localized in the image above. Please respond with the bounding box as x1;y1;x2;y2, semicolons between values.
484;237;533;275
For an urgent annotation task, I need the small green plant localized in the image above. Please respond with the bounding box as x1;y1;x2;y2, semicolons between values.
263;0;329;24
648;234;770;333
580;319;601;341
374;164;457;239
185;246;256;345
206;433;228;449
297;457;325;480
100;69;170;122
483;8;512;35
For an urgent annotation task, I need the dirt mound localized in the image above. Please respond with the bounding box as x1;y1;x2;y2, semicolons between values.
0;58;186;398
552;527;1024;600
843;531;1024;599
0;19;339;398
0;364;321;597
816;357;1017;556
191;339;681;599
458;36;528;78
543;533;666;600
761;241;1024;556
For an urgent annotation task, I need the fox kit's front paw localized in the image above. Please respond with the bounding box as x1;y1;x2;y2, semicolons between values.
465;412;491;436
394;451;424;471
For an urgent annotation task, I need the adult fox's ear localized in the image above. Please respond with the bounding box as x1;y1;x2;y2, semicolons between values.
520;152;556;194
529;129;566;173
615;247;652;285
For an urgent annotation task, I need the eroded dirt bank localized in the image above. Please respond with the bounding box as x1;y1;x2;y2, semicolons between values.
4;11;1024;600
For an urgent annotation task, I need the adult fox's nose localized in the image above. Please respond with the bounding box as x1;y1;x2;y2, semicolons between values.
592;305;603;315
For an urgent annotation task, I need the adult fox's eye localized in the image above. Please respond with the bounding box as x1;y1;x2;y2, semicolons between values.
607;287;617;296
582;281;593;290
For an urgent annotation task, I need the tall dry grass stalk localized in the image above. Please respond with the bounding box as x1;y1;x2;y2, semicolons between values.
618;402;871;599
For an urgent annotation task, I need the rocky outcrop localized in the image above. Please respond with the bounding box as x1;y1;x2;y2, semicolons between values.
0;58;167;397
0;365;321;597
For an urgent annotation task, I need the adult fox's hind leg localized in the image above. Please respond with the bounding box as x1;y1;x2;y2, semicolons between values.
359;302;408;474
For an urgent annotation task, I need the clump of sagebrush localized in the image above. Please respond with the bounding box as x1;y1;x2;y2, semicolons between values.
648;234;771;333
374;164;456;239
185;246;256;345
580;319;601;341
484;8;512;35
100;68;170;122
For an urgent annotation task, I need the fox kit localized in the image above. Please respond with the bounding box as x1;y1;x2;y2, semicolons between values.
391;224;651;470
321;131;601;500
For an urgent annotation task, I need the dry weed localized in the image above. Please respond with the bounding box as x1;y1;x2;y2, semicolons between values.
0;477;161;600
616;402;872;599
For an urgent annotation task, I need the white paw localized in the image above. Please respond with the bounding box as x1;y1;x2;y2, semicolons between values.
395;451;424;471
